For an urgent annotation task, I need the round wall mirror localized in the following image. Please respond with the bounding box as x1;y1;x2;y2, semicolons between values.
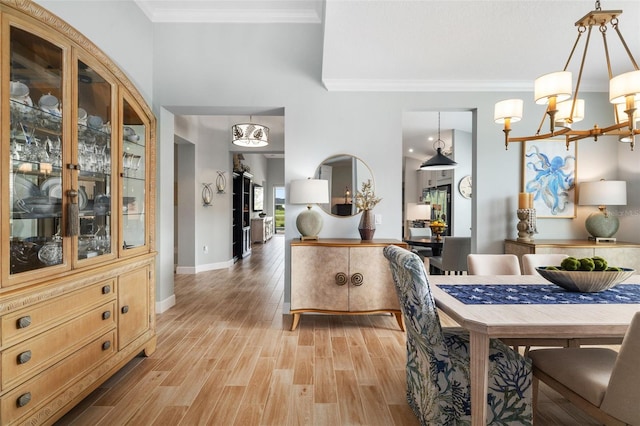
314;154;374;217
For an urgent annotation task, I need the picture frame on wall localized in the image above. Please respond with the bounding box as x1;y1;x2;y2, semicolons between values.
253;184;264;211
522;139;577;218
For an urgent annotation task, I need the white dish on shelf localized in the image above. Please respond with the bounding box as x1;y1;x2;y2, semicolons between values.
12;174;40;200
41;177;62;199
78;186;88;210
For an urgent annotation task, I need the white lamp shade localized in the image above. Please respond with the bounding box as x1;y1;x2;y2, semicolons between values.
609;70;640;104
406;203;431;221
579;180;627;206
232;123;269;147
534;71;572;104
556;99;584;123
494;99;523;123
289;179;329;204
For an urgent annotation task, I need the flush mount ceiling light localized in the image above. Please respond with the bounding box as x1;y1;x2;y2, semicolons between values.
232;117;269;147
420;112;457;170
494;1;640;151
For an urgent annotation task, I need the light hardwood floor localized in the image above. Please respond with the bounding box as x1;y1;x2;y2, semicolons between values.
57;235;603;425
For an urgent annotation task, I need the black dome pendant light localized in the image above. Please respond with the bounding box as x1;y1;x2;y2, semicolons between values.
420;112;457;170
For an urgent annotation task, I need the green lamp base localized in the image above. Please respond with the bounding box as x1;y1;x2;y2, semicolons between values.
585;211;619;239
296;206;323;239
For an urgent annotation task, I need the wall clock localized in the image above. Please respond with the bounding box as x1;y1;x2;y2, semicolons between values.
458;175;472;199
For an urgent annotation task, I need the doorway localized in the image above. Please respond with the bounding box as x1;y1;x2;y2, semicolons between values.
274;185;285;234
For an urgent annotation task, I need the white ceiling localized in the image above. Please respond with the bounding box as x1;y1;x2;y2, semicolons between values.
135;0;640;160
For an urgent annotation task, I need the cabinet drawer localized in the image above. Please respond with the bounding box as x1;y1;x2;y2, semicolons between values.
2;301;116;390
1;280;116;347
0;329;116;426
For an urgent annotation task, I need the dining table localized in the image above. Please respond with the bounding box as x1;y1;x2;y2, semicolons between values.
404;236;444;256
428;274;640;426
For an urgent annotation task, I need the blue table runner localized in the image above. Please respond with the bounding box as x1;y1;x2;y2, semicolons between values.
438;284;640;305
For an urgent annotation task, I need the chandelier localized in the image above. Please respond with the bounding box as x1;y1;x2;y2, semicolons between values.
494;1;640;151
232;117;269;147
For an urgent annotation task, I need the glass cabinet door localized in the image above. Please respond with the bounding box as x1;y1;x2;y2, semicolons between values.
76;59;114;262
7;26;65;276
121;99;146;251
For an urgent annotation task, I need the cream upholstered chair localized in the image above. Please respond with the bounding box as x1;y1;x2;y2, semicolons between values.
383;245;533;425
522;253;569;275
408;227;433;258
429;236;470;275
467;254;521;275
529;311;640;426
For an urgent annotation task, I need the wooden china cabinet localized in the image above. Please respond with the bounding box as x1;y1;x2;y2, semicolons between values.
0;2;156;424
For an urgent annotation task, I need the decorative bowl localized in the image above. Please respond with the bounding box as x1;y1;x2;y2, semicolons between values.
536;267;636;292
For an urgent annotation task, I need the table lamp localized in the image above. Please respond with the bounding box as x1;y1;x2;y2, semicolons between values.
289;178;329;240
579;180;627;241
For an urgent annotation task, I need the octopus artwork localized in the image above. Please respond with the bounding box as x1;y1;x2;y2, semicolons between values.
524;144;576;216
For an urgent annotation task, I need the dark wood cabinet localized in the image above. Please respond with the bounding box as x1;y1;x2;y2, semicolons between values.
233;172;253;261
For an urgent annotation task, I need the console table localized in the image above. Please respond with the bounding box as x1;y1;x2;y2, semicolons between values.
290;239;407;331
505;239;640;271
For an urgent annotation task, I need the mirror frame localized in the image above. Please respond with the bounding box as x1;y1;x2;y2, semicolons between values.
314;154;374;217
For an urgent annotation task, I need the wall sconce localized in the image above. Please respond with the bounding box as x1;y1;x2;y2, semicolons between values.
216;171;227;193
202;183;213;207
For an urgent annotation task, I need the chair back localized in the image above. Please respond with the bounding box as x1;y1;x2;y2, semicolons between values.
522;253;569;275
467;254;521;275
383;245;455;420
409;227;431;238
439;236;471;272
600;311;640;425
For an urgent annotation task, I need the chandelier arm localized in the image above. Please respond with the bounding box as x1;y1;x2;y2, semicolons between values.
564;28;585;71
507;127;571;143
601;25;614;80
613;22;639;70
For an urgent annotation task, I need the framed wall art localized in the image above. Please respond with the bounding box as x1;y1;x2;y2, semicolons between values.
521;139;577;218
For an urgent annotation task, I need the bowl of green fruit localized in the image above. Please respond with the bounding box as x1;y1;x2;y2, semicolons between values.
536;256;635;292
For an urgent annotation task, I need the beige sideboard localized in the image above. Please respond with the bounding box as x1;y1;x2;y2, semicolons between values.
290;239;407;331
505;239;640;271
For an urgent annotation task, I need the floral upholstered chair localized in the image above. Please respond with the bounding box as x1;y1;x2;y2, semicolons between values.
383;245;533;425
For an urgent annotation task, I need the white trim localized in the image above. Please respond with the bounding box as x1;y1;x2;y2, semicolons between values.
134;2;322;24
283;302;290;314
321;78;607;93
156;294;176;314
175;260;235;275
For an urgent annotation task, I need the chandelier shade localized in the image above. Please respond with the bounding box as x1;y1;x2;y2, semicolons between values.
494;1;640;150
534;71;572;105
494;99;523;123
609;70;640;104
232;122;269;147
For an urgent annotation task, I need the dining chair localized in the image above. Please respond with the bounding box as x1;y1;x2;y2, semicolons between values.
383;245;533;425
529;311;640;426
467;254;521;275
429;236;470;275
522;253;569;275
408;227;433;258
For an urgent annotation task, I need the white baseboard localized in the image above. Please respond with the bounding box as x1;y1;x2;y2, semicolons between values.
175;259;234;275
156;294;176;314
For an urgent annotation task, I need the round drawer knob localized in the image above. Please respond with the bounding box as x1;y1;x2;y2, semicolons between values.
102;311;111;320
17;392;31;408
16;316;32;329
102;340;111;351
17;350;32;365
121;305;129;314
102;285;111;294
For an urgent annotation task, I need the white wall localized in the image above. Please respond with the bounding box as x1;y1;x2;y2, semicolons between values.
41;3;640;311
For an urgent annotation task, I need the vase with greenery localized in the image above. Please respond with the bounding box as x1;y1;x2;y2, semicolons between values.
356;179;381;240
